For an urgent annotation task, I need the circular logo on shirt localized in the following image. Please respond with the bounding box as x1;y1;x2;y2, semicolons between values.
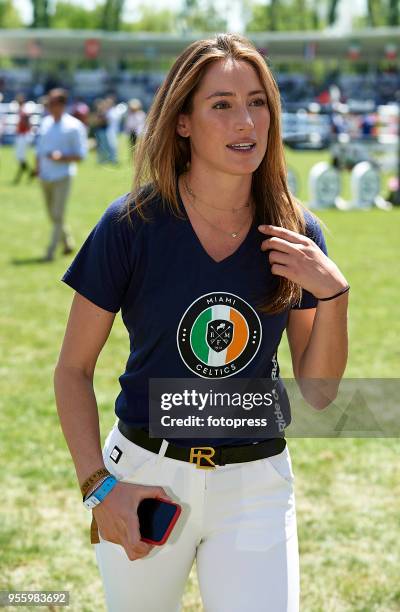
177;292;262;378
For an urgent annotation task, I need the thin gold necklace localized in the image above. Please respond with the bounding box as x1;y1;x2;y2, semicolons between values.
183;173;251;213
182;176;253;239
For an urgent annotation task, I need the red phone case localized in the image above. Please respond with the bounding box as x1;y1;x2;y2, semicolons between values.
140;497;182;546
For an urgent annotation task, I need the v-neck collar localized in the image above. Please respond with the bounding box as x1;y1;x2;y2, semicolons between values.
175;177;256;267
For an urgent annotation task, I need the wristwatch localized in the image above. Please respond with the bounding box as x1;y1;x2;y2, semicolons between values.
83;475;118;509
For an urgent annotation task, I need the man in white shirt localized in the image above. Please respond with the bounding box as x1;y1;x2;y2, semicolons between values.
36;88;87;262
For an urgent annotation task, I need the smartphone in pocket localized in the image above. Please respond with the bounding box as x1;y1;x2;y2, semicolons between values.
137;497;182;545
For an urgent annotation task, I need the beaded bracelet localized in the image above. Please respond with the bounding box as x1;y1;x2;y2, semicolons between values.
318;284;350;302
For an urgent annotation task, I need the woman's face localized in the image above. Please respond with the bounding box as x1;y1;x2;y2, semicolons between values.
177;58;270;177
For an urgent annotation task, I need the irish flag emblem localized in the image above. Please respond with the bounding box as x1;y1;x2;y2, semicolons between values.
177;292;262;378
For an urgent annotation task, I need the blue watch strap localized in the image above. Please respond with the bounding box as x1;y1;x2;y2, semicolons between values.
83;475;118;510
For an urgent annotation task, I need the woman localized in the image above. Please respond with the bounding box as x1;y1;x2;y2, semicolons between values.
55;33;349;612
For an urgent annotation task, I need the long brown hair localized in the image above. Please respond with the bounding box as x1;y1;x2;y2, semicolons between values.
119;32;322;314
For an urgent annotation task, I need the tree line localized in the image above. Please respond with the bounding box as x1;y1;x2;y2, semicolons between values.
0;0;398;31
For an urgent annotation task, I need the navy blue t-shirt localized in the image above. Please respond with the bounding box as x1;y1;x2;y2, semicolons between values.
61;183;328;447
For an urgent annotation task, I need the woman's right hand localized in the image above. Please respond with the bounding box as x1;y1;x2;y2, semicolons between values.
93;481;172;561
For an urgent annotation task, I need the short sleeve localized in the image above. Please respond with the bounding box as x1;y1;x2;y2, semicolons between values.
60;195;134;313
291;210;328;310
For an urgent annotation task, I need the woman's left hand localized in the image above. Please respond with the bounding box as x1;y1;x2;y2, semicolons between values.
258;224;348;300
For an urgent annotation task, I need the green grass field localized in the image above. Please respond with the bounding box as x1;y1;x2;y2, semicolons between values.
1;140;399;611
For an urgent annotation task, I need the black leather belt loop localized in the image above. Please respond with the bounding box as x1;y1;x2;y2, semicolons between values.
117;419;286;469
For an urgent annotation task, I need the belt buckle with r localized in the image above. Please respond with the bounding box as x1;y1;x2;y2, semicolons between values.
189;447;216;469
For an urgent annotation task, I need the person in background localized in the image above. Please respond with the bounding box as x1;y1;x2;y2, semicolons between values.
104;94;123;164
35;88;87;262
13;93;34;184
330;103;350;169
92;98;110;164
360;112;376;140
71;97;90;128
124;98;147;153
0;93;4;158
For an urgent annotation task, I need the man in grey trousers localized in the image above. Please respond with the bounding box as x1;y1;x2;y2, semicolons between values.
36;88;87;262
